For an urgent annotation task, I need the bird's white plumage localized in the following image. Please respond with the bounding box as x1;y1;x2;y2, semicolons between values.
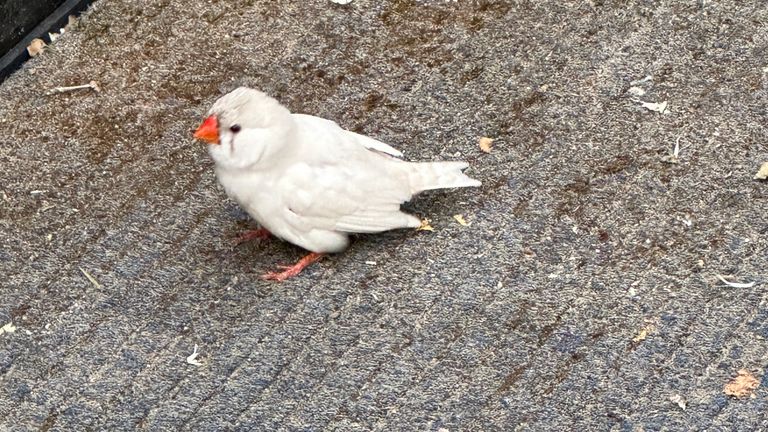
293;114;404;158
204;87;480;253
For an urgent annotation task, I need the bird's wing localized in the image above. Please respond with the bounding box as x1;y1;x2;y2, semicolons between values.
277;114;418;234
279;160;420;235
344;130;403;158
292;114;404;158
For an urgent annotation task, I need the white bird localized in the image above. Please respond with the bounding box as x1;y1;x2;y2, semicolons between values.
194;87;480;281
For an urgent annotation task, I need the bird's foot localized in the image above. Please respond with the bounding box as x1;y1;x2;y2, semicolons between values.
233;228;271;246
261;252;325;282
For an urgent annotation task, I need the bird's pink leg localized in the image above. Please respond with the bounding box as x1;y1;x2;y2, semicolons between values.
233;228;271;246
261;252;325;282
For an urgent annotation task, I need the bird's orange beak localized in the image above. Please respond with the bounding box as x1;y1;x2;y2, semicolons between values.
194;115;220;145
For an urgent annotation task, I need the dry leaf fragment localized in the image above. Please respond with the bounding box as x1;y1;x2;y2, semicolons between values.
453;214;469;226
27;38;46;57
754;162;768;180
669;394;687;410
632;324;657;342
715;274;756;288
628;86;646;97
186;344;203;366
630;76;653;86
640;100;668;114
0;322;17;335
79;267;102;289
45;81;100;96
661;154;679;164
418;218;434;231
724;369;759;398
479;137;494;153
49;15;77;43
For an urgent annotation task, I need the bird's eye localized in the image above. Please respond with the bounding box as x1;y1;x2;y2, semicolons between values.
229;124;241;133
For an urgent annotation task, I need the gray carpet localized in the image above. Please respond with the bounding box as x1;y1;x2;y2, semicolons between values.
1;0;767;430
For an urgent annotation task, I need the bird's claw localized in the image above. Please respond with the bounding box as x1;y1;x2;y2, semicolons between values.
260;267;301;282
260;252;325;282
261;271;290;282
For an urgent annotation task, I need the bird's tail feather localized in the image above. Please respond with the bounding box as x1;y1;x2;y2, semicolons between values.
407;161;481;194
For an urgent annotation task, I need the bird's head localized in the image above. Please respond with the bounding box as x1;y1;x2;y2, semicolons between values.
194;87;293;170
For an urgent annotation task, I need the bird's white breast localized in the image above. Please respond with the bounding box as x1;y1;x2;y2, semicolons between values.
215;168;281;230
